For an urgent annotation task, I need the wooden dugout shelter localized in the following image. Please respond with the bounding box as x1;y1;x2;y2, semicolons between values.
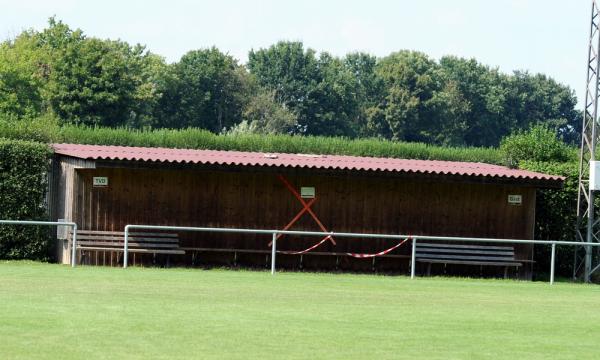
49;143;563;278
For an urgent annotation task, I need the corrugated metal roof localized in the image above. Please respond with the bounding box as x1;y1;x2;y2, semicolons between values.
52;143;564;185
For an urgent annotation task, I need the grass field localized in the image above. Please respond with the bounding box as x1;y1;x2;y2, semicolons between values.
1;262;599;359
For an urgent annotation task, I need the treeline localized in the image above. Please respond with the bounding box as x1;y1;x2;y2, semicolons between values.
0;18;581;146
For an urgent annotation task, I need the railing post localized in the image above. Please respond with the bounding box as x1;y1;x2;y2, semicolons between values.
411;237;416;279
71;223;77;268
550;243;556;285
124;225;129;268
271;232;277;275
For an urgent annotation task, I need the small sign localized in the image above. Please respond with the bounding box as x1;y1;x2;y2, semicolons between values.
591;161;600;190
300;187;315;199
57;218;67;239
93;177;108;187
508;194;522;205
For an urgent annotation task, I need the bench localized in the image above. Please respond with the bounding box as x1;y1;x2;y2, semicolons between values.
415;242;522;278
71;230;184;266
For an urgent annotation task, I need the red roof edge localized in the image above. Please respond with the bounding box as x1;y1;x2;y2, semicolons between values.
51;143;565;187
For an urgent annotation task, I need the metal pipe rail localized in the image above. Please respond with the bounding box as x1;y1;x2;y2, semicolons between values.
124;224;600;284
0;220;78;267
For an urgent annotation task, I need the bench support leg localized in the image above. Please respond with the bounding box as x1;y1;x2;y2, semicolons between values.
504;266;508;279
427;263;431;276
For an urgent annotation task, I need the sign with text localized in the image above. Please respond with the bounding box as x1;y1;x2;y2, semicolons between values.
300;187;315;199
93;177;108;187
508;194;522;205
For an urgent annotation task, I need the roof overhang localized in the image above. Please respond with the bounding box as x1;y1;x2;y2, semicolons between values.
52;143;565;189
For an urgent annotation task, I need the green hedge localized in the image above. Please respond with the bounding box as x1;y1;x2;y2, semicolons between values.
0;139;53;260
0;118;504;164
520;160;579;279
500;125;575;165
59;126;503;163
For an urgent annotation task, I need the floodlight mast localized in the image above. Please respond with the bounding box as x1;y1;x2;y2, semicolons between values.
575;0;600;282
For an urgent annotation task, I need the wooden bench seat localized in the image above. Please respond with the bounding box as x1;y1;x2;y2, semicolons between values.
71;230;184;266
415;242;522;278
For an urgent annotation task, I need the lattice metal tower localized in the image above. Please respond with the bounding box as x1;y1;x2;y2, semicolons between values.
575;0;600;282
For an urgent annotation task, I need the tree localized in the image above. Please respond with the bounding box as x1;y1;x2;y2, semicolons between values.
427;79;470;145
158;48;249;132
505;71;579;144
38;19;163;127
238;90;298;134
438;56;511;147
0;31;47;118
248;41;318;108
308;52;358;136
343;52;384;137
0;18;165;127
371;51;440;142
248;41;358;136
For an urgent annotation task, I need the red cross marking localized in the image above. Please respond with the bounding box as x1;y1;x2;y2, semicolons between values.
268;174;336;247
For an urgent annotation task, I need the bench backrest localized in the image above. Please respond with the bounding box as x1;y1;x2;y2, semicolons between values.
415;242;517;262
72;230;179;250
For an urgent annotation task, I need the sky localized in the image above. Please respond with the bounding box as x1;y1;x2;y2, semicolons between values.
0;0;591;107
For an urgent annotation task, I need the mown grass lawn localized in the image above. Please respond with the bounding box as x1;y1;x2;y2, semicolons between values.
0;261;598;359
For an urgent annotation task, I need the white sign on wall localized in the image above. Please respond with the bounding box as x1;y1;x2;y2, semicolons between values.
590;161;600;190
508;194;522;205
93;177;108;187
300;187;315;199
57;218;67;239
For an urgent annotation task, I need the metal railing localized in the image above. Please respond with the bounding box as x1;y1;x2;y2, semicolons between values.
1;219;598;284
124;224;600;284
0;220;78;267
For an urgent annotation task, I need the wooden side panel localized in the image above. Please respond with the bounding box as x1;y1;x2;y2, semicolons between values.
48;156;95;264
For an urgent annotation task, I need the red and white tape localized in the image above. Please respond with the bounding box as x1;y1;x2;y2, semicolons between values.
278;236;332;255
346;236;411;258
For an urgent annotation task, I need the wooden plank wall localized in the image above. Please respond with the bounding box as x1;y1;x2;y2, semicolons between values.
48;156;96;264
69;165;537;276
